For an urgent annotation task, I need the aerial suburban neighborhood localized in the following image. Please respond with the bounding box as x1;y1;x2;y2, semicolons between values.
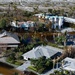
0;0;75;75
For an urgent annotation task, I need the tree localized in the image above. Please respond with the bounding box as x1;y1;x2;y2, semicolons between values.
46;59;53;67
9;53;16;60
48;9;52;13
55;33;67;46
23;11;33;17
0;18;7;28
33;5;39;13
46;21;52;32
30;56;53;73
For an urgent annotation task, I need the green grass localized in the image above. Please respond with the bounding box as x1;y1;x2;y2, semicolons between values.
49;43;58;47
6;58;23;66
28;66;37;71
48;42;64;49
14;61;23;66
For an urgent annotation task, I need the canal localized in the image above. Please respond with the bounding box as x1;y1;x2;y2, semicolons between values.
0;62;37;75
0;62;24;75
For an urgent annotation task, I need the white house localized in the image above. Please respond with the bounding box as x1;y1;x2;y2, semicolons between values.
61;27;75;33
35;13;64;29
11;21;35;30
48;16;64;29
22;45;62;60
62;57;75;72
64;17;75;24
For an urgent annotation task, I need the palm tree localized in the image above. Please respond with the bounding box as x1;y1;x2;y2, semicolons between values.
46;21;52;32
33;5;38;13
53;58;56;69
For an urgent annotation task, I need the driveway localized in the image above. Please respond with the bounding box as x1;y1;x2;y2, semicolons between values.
17;61;31;71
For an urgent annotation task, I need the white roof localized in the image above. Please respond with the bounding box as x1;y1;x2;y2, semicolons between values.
22;45;62;59
61;27;75;33
64;17;75;24
63;57;75;71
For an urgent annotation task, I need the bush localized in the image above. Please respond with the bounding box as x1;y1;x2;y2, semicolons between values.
64;70;69;74
50;73;54;75
0;18;7;28
19;56;23;60
54;70;60;74
14;61;23;66
30;57;53;74
38;68;45;74
6;58;15;64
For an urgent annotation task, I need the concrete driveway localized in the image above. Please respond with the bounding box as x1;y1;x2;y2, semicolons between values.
17;61;31;71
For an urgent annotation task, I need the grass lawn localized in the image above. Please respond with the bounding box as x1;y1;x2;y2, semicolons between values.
48;42;64;49
28;66;37;72
6;59;23;66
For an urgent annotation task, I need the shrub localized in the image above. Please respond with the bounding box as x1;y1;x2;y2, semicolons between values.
38;68;45;74
14;61;22;66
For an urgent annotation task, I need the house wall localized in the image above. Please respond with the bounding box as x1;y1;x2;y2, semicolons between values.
24;56;28;60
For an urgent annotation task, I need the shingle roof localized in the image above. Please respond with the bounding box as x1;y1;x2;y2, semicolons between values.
0;31;20;44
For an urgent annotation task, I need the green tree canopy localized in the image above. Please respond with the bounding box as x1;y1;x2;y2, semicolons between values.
30;56;53;73
0;18;7;28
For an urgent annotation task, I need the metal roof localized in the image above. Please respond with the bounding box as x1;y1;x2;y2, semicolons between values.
22;45;62;60
63;57;75;71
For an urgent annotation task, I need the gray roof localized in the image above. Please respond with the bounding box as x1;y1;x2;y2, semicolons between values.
0;31;20;44
22;45;62;59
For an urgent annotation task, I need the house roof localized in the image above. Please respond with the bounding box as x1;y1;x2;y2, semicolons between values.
0;31;20;44
22;45;62;59
61;27;75;33
63;57;75;71
11;21;35;28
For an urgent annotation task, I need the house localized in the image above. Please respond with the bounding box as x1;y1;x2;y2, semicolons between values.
49;16;64;29
35;13;64;29
66;33;75;45
0;30;20;50
22;45;62;60
60;32;75;46
62;57;75;72
61;27;75;33
11;21;36;31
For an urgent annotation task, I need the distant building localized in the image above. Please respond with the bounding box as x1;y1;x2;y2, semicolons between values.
49;16;64;29
11;21;36;31
35;13;64;29
61;27;75;33
0;31;20;50
22;45;62;60
64;17;75;24
66;33;75;46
